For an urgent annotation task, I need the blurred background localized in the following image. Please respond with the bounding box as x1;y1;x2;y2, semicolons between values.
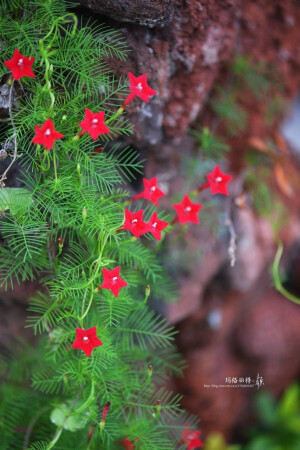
1;0;300;448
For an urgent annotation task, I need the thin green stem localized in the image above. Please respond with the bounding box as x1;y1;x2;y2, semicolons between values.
80;291;94;327
45;384;85;450
45;428;63;450
23;406;50;450
39;15;78;116
106;106;124;124
75;380;95;414
271;239;300;305
79;233;110;327
53;148;58;184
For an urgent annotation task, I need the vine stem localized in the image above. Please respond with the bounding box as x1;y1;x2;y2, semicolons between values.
23;406;50;450
45;384;85;450
0;80;18;187
39;14;78;117
80;290;94;327
79;233;110;327
106;106;124;124
271;239;300;305
53;148;58;184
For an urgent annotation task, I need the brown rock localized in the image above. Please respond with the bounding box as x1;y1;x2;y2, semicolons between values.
80;0;300;148
227;206;274;292
179;346;246;440
79;0;175;27
232;288;300;393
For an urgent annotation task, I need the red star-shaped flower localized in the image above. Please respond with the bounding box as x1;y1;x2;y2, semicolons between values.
121;438;135;450
128;73;158;103
147;212;168;241
78;109;110;140
98;267;128;298
71;327;103;357
142;177;165;206
181;427;204;449
32;119;64;150
173;195;202;225
206;165;232;196
4;49;35;80
122;209;149;238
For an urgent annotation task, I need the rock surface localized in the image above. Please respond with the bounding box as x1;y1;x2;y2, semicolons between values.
79;0;175;27
176;282;300;440
80;0;300;147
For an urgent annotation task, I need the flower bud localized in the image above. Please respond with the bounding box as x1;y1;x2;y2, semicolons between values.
99;401;111;434
102;401;111;422
152;399;161;420
146;364;153;384
145;285;151;301
156;400;161;414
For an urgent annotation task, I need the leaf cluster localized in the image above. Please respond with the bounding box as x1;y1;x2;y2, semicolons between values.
0;1;198;449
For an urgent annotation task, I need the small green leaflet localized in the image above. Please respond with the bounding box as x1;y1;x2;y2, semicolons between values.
0;187;32;215
50;400;90;432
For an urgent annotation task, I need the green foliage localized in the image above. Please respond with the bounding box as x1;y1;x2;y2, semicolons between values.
244;384;300;450
232;55;270;98
0;1;199;449
191;127;229;161
211;89;248;136
0;187;32;214
204;384;300;450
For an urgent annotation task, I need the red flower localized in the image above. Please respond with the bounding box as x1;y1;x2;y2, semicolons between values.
4;49;35;80
122;209;148;238
128;73;157;102
98;267;128;298
206;165;232;196
78;109;110;140
181;427;203;449
147;212;168;241
121;438;138;449
123;73;157;108
32;119;64;150
142;177;165;206
173;195;202;224
71;327;103;357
